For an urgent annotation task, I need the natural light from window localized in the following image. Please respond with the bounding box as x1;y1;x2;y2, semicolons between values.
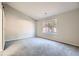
42;18;57;34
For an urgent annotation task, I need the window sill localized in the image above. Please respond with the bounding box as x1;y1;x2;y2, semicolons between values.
43;32;56;35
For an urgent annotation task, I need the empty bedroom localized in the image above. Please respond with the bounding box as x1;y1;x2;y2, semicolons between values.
0;2;79;56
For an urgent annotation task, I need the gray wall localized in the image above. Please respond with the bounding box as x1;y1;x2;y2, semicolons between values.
36;8;79;46
4;5;35;41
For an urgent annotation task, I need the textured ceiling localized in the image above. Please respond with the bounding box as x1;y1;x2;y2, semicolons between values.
5;2;79;20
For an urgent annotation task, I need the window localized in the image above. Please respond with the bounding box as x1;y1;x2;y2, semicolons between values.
42;18;57;34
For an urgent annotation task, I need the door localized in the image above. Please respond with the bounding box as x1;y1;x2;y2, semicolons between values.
2;3;5;50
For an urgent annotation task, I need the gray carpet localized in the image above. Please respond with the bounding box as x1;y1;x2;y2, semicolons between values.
3;37;79;56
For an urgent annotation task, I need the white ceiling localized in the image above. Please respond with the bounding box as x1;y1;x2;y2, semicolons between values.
6;2;79;20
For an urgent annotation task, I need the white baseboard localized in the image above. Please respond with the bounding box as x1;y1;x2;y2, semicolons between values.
5;36;35;42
